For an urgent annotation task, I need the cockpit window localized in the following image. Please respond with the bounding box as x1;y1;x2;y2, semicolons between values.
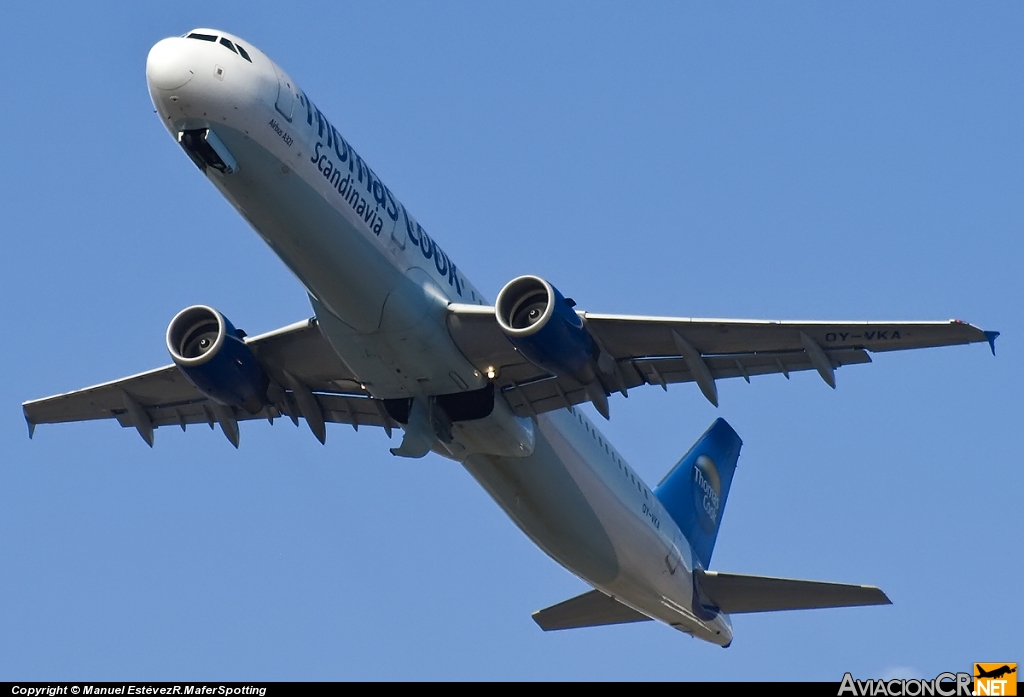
184;32;252;63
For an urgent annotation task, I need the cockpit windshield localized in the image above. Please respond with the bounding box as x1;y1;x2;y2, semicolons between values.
183;32;253;63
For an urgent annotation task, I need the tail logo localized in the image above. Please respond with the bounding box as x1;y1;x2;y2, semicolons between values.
692;455;722;534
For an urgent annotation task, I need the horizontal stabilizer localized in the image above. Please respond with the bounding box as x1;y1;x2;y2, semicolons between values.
697;570;891;614
532;589;651;631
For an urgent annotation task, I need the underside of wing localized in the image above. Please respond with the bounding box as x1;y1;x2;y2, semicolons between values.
696;570;891;614
532;589;652;631
23;318;400;446
446;302;995;419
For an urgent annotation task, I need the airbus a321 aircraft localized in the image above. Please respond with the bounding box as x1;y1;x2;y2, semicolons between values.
23;30;998;647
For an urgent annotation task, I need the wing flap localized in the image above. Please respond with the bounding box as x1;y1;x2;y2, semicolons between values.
630;348;872;387
532;589;652;631
697;570;891;614
498;348;871;418
106;392;394;430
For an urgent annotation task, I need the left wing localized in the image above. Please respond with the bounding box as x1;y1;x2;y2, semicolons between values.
23;318;400;446
447;304;997;418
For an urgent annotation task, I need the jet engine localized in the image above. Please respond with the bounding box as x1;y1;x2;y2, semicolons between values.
495;275;597;382
166;305;268;413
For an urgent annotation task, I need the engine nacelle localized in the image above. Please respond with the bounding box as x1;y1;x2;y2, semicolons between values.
166;305;269;413
495;276;596;382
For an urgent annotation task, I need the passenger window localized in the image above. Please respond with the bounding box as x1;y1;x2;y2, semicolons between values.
235;44;252;62
220;38;238;54
187;33;217;42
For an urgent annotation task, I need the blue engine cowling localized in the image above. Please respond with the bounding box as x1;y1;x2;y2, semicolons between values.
166;305;269;413
495;276;597;382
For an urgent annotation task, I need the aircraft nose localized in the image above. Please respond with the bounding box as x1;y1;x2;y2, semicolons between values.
147;38;194;91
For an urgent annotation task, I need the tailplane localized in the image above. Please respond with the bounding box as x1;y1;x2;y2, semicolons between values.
654;418;742;568
695;570;891;613
532;589;651;631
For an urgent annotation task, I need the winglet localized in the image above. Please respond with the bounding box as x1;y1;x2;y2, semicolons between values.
25;415;35;439
984;330;999;356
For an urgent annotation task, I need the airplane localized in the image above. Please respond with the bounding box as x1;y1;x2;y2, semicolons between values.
22;28;998;647
976;666;1017;680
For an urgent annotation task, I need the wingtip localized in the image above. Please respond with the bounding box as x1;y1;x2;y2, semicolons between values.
984;330;999;356
865;584;893;606
26;417;35;439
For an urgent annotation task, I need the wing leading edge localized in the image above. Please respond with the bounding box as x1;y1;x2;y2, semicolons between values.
446;303;996;419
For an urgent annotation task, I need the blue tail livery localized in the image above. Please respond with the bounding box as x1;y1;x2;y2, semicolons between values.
655;418;742;569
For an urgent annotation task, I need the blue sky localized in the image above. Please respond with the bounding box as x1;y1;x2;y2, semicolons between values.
1;1;1020;681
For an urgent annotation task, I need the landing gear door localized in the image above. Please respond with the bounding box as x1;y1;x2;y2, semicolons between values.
273;64;296;122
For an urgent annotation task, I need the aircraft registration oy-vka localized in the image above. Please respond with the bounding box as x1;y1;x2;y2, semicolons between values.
23;29;999;647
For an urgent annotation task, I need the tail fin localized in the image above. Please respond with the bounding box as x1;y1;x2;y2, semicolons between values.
654;418;742;569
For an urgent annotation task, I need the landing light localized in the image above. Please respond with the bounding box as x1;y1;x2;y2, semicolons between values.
486;366;497;380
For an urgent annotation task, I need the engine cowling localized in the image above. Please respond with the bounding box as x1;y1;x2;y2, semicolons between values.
166;305;269;413
495;275;596;382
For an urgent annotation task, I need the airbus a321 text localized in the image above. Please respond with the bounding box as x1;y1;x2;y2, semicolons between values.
23;29;998;647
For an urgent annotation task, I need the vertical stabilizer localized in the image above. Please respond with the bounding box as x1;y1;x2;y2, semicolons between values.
654;418;742;568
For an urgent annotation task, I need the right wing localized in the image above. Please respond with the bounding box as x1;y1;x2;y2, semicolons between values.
23;318;400;446
447;303;996;418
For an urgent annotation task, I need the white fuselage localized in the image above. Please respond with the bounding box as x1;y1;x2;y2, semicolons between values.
146;30;733;645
